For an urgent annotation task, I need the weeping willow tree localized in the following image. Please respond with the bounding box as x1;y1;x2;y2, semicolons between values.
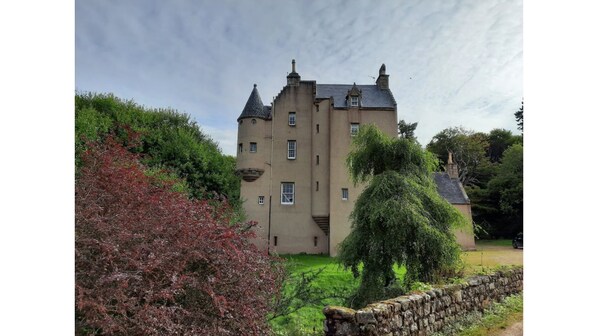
338;125;468;307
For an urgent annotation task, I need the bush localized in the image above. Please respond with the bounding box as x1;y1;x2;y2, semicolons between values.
75;136;283;335
75;92;241;208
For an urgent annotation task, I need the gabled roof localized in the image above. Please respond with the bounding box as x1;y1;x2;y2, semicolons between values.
433;172;470;204
238;84;271;121
315;84;396;108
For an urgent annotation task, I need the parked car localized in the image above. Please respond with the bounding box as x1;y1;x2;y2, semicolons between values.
512;232;523;249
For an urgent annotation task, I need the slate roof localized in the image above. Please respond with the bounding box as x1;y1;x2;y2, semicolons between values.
433;172;470;204
238;84;272;121
316;84;396;109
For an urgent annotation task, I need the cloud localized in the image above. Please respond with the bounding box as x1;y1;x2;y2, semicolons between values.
76;0;522;155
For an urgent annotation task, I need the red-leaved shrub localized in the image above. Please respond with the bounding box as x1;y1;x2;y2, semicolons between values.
75;136;283;335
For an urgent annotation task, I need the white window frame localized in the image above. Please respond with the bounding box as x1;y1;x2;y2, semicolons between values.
350;96;359;107
288;112;296;126
281;182;295;205
250;142;257;153
350;123;359;136
287;140;296;159
342;188;349;200
258;196;264;205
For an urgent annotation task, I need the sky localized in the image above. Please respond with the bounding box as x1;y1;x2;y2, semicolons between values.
76;0;523;156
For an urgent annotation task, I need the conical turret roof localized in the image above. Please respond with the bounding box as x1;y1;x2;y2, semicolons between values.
238;84;271;121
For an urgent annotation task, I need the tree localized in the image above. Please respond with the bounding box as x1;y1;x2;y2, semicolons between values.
426;127;492;186
487;129;516;163
75;136;283;335
427;125;523;239
515;100;523;131
487;144;523;236
338;125;466;308
397;119;418;140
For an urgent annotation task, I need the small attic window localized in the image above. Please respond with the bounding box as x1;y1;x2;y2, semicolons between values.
251;119;257;124
239;120;243;124
350;96;358;107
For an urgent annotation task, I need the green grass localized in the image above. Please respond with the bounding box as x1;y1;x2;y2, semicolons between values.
270;255;358;335
475;239;513;247
271;241;522;335
270;254;405;335
461;240;523;276
432;293;523;336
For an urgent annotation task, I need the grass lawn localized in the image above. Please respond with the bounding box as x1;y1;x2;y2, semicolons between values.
461;240;523;276
476;239;514;247
270;254;405;335
270;240;522;335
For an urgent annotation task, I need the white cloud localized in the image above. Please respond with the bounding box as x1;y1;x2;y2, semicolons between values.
76;0;522;154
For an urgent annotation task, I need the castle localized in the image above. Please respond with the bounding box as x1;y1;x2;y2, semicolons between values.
235;61;474;256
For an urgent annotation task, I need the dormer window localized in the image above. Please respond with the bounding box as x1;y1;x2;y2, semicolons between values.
347;83;361;107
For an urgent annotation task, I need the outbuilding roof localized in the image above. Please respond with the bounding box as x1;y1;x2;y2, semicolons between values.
433;172;470;204
316;84;396;109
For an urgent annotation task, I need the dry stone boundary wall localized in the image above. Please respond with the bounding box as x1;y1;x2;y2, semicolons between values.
323;268;523;336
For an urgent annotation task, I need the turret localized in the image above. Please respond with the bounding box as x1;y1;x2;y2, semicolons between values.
236;84;271;182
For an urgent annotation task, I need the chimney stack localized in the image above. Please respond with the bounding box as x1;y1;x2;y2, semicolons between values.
376;63;389;89
446;152;459;179
287;59;301;86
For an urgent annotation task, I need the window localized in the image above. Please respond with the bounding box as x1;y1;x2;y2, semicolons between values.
288;112;296;126
238;143;243;153
314;236;318;247
350;123;359;136
281;182;295;204
316;155;319;165
342;188;349;200
316;104;319;112
258;196;264;205
251;118;257;124
316;124;320;133
287;140;296;159
239;120;243;124
250;142;257;152
350;96;359;107
274;236;278;246
316;181;319;191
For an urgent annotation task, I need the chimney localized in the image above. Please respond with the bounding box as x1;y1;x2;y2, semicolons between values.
446;152;459;179
376;63;389;89
287;59;301;86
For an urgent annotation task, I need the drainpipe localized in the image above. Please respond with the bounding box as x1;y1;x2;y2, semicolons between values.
267;98;275;254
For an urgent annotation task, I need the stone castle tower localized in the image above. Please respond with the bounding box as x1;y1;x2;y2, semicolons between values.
236;61;398;256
